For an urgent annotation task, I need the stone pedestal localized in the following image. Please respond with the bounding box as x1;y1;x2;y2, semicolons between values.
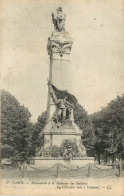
43;122;82;148
30;157;94;167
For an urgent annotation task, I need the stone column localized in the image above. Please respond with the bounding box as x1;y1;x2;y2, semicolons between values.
46;8;73;122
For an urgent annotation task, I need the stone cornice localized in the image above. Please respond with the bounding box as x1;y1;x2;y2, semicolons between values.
47;34;73;59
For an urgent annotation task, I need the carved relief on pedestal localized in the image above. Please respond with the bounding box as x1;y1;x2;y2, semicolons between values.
47;39;72;57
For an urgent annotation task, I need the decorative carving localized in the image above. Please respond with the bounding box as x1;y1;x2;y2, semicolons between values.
52;7;66;32
47;40;72;57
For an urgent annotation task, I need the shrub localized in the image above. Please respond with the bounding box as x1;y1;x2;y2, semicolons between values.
61;139;79;160
41;147;52;157
51;145;60;158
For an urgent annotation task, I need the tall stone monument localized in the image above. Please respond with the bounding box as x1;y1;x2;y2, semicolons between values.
41;7;85;156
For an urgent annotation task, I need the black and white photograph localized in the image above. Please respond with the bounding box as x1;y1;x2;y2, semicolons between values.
0;0;124;195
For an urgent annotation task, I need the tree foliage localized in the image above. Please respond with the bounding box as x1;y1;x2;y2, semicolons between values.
74;103;95;156
1;90;32;162
74;103;89;129
91;94;124;162
28;111;47;156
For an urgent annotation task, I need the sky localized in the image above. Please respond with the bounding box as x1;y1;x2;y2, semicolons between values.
1;0;124;122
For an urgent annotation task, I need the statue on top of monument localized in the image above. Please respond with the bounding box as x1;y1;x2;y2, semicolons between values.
52;7;66;32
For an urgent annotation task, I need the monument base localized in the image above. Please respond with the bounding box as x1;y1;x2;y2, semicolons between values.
43;124;82;147
39;121;87;157
29;157;94;169
38;120;87;157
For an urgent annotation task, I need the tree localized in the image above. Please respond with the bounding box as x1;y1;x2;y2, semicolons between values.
28;111;47;157
91;94;124;163
73;103;89;130
82;124;96;157
74;103;95;156
1;90;32;162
